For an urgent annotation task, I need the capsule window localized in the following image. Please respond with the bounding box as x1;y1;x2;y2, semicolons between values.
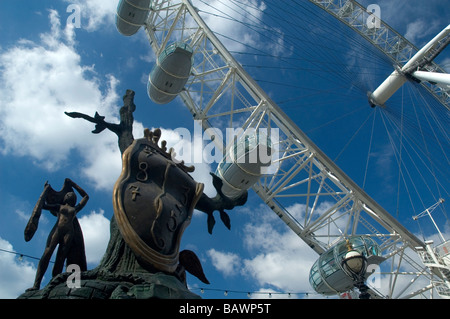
219;161;231;173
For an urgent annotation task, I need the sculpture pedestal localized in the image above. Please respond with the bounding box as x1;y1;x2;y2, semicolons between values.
17;270;200;299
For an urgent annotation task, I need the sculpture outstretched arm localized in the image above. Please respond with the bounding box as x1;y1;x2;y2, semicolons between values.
64;111;120;135
65;90;136;155
195;173;248;234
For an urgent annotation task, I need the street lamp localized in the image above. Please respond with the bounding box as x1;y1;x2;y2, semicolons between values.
341;240;370;299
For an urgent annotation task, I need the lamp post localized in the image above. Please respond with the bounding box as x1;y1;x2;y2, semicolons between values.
341;240;370;299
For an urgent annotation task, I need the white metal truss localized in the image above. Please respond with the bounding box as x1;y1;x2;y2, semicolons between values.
142;0;449;298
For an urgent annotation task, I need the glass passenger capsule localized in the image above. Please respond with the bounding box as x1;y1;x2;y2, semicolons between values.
216;130;272;199
148;42;194;104
309;236;384;295
116;0;151;36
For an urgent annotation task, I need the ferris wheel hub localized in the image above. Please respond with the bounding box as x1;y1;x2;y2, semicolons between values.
369;24;450;108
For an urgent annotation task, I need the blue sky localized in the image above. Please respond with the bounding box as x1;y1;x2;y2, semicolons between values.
0;0;448;299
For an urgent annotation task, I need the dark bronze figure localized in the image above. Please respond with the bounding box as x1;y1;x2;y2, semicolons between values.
24;178;89;291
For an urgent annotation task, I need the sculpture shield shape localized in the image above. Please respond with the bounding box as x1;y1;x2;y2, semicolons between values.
113;136;204;273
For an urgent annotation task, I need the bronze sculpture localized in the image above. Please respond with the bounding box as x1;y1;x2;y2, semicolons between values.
24;178;89;291
19;89;246;299
65;90;247;235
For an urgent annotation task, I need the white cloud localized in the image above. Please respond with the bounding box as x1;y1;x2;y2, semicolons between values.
207;249;242;277
208;204;318;295
78;209;110;265
14;209;31;223
404;19;442;46
80;131;122;191
0;10;122;191
241;211;318;293
404;20;427;44
62;0;117;32
0;237;36;299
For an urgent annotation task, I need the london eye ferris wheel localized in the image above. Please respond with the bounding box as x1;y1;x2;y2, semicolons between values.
115;0;449;299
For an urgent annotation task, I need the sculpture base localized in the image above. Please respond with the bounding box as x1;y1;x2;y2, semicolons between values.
18;216;203;300
17;270;201;299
